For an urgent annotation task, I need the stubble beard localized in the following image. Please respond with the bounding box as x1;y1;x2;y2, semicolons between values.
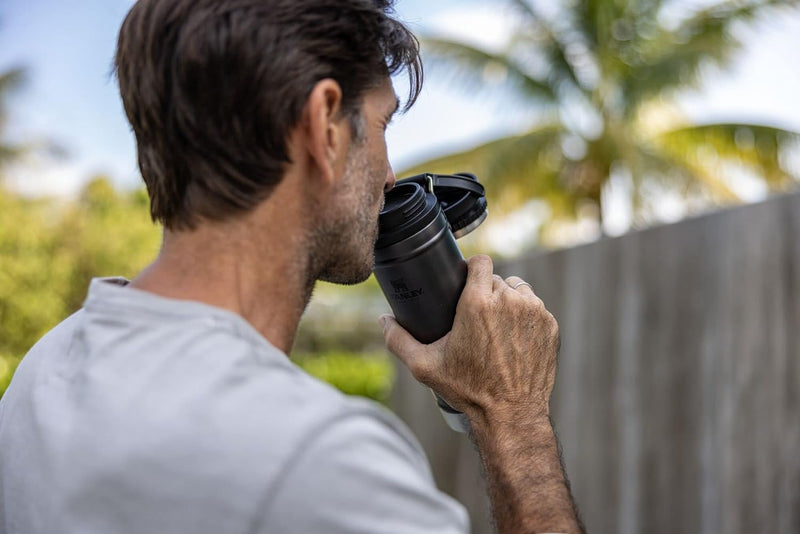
309;143;382;286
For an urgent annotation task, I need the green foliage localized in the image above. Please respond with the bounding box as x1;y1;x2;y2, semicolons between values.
0;190;72;358
409;0;800;246
0;353;18;395
295;351;395;403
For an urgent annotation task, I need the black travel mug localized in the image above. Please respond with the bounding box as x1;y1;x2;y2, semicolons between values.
374;173;487;433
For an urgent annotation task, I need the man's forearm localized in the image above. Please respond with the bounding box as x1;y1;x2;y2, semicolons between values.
471;415;584;534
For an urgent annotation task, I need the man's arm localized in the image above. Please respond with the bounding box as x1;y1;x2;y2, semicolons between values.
470;415;583;533
381;254;584;534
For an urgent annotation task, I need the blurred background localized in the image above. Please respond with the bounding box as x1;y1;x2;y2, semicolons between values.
1;0;800;532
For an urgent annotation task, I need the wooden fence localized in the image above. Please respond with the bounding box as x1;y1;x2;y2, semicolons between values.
390;190;800;533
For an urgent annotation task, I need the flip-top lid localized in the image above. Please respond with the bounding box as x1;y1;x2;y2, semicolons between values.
394;172;488;239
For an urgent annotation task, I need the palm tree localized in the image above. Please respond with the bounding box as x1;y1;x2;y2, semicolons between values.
402;0;800;246
0;67;26;171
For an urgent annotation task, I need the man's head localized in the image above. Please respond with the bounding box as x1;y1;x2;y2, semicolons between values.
308;77;399;284
115;0;421;232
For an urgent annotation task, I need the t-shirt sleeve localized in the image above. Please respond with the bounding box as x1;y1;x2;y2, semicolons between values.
254;407;470;534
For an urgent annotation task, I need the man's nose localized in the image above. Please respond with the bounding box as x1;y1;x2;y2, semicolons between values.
384;166;396;192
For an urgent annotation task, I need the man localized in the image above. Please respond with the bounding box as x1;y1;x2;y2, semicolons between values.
0;0;584;532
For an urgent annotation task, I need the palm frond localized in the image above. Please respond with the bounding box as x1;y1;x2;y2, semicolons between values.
574;0;620;51
655;123;800;188
633;141;742;202
506;0;540;23
0;67;27;128
625;0;799;109
505;2;588;93
400;124;567;212
422;37;556;103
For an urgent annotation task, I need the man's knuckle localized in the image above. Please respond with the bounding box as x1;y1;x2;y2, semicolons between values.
474;254;492;266
471;292;492;311
549;316;560;337
409;357;434;382
460;290;480;310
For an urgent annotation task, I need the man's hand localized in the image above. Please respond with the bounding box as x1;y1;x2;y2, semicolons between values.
381;254;559;427
381;254;584;534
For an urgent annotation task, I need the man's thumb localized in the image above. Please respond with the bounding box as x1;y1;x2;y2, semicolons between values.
379;315;430;378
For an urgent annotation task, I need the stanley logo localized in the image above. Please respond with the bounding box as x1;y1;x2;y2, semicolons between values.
390;278;424;301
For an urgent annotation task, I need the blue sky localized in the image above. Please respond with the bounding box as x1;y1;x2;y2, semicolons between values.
2;0;800;200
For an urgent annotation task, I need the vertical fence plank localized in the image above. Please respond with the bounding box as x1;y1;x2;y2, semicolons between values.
781;193;800;533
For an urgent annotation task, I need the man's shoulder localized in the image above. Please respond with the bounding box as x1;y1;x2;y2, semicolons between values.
27;309;84;357
3;310;84;395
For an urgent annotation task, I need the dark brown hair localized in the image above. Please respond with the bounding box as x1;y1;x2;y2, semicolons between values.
115;0;422;229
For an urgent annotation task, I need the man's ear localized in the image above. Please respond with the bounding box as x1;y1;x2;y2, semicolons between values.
303;79;350;187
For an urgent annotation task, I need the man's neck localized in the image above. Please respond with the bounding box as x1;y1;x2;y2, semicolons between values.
129;211;315;356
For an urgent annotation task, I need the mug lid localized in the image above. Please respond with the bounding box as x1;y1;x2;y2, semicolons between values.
376;181;441;248
395;172;488;238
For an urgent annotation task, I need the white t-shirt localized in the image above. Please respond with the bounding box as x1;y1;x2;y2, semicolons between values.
0;278;469;533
